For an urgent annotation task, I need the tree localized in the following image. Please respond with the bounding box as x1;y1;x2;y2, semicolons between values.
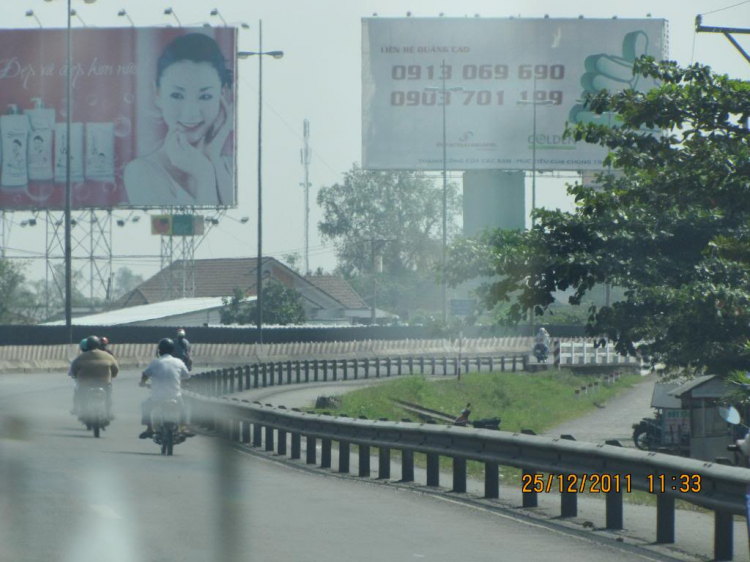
113;267;144;299
220;281;306;325
446;58;750;376
317;164;461;276
0;259;31;322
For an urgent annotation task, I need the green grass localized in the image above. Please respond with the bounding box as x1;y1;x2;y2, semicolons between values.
311;370;640;434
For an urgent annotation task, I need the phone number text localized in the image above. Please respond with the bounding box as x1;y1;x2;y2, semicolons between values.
391;63;566;81
390;90;563;107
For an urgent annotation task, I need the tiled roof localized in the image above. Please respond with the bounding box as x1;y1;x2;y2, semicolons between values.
305;275;367;309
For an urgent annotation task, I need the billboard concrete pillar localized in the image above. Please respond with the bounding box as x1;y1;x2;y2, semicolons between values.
462;170;525;236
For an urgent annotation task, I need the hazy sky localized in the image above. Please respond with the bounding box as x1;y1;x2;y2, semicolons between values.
1;0;749;293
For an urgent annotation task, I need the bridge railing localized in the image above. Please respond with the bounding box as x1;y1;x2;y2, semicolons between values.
185;391;748;562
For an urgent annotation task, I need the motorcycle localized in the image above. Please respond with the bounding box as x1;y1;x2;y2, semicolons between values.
454;403;502;430
79;387;109;438
151;398;186;456
533;343;549;363
632;415;662;450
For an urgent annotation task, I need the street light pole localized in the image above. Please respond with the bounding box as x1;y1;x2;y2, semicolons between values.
238;22;284;345
65;0;73;345
425;63;463;325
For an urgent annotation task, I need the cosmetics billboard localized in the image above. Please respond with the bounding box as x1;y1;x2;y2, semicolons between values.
362;17;667;171
0;27;237;210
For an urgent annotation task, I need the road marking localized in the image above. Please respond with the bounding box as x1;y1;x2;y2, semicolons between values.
89;504;121;520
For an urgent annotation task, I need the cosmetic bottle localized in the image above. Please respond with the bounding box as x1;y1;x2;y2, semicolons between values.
85;122;115;182
25;98;55;182
1;104;30;188
55;122;84;183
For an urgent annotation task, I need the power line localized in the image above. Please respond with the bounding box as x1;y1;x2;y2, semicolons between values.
700;0;750;16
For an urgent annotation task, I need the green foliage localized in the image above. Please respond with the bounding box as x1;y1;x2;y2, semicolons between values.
113;267;144;299
446;58;750;376
317;163;461;276
220;281;306;326
0;259;30;322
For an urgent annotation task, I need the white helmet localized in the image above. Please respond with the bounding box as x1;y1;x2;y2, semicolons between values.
177;328;186;337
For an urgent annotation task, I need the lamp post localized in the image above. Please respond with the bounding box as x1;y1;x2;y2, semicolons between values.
238;21;283;344
425;61;463;325
517;80;553;335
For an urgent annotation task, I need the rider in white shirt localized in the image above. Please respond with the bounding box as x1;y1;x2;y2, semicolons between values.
138;338;191;439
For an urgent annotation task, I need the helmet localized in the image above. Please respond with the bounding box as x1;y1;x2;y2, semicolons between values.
79;338;89;352
101;336;109;347
176;328;186;338
86;335;101;350
158;338;175;356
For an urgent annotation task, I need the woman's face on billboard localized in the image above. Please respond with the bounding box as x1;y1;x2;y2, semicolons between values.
156;60;223;144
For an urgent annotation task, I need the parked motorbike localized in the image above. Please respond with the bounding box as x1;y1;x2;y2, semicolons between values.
79;387;109;438
632;415;662;450
454;403;502;430
151;399;186;456
533;343;548;363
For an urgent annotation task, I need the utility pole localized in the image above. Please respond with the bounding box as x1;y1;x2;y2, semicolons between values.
695;16;750;64
300;119;311;275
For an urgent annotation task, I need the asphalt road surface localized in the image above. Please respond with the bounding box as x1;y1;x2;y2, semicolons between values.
0;369;736;562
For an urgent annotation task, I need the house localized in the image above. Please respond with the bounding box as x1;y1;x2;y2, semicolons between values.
113;257;391;325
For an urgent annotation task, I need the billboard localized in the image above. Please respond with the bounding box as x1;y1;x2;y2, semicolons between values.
151;214;205;236
362;18;667;171
0;27;237;210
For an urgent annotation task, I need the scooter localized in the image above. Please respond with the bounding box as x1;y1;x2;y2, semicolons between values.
533;343;549;363
151;399;186;456
79;387;109;438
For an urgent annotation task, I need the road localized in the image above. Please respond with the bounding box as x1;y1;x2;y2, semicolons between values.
0;369;663;562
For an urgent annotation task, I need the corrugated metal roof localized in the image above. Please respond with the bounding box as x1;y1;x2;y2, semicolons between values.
45;296;255;326
651;382;682;409
668;375;716;398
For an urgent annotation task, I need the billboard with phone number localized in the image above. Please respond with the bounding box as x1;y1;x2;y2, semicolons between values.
362;17;667;171
0;27;237;210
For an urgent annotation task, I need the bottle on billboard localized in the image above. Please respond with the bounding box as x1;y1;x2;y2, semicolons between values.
1;104;30;189
25;98;55;182
85;122;115;182
54;122;84;183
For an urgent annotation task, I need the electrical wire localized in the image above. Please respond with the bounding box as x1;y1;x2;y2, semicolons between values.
700;0;750;16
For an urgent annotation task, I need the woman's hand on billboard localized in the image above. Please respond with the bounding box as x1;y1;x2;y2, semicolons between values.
165;130;216;199
202;96;233;164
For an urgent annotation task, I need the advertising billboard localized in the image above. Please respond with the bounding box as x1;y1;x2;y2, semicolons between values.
362;18;667;171
0;27;237;210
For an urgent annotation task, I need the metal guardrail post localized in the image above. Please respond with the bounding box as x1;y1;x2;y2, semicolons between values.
221;369;229;394
313;359;319;382
277;429;287;455
561;485;577;517
358;443;371;477
453;457;467;493
386;357;391;377
656;494;675;543
276;362;283;385
606;488;624;530
484;462;499;499
261;364;268;387
522;469;538;507
321;438;332;468
426;453;440;486
252;364;259;388
378;447;390;479
714;512;733;561
343;359;348;380
408;357;414;375
339;441;350;473
304;360;310;382
489;357;495;371
442;356;448;375
354;359;359;379
501;356;505;371
241;421;251;444
397;357;402;375
430;357;436;375
332;360;337;381
295;361;301;383
229;367;236;393
286;360;292;384
265;426;274;451
253;422;262;447
322;360;328;382
268;363;275;386
364;358;370;379
243;365;251;390
402;449;414;482
513;356;518;372
453;357;458;376
468;357;473;374
291;432;301;459
375;357;381;377
306;435;317;464
419;356;424;374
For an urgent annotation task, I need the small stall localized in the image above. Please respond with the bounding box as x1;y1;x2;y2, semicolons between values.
669;375;734;462
651;382;690;451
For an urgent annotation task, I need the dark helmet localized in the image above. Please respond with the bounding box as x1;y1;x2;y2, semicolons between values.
157;338;175;356
101;336;109;347
79;338;89;352
86;335;101;350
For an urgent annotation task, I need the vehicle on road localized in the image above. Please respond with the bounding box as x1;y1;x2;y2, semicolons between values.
151;398;186;456
533;343;549;363
78;386;109;438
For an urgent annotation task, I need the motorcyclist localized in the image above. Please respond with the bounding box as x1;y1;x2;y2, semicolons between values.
100;336;114;356
138;338;193;439
174;328;193;371
69;335;119;419
454;403;471;426
533;327;550;360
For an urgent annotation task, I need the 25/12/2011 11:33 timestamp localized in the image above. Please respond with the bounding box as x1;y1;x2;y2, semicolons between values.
521;473;703;494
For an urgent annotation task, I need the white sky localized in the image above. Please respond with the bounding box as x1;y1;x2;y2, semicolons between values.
1;0;749;292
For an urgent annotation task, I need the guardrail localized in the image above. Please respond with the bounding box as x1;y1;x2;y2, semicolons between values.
553;340;640;367
185;390;748;561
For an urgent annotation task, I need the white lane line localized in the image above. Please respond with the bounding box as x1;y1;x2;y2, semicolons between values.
89;504;122;520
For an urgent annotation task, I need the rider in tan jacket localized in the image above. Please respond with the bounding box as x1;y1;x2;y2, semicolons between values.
70;336;119;417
